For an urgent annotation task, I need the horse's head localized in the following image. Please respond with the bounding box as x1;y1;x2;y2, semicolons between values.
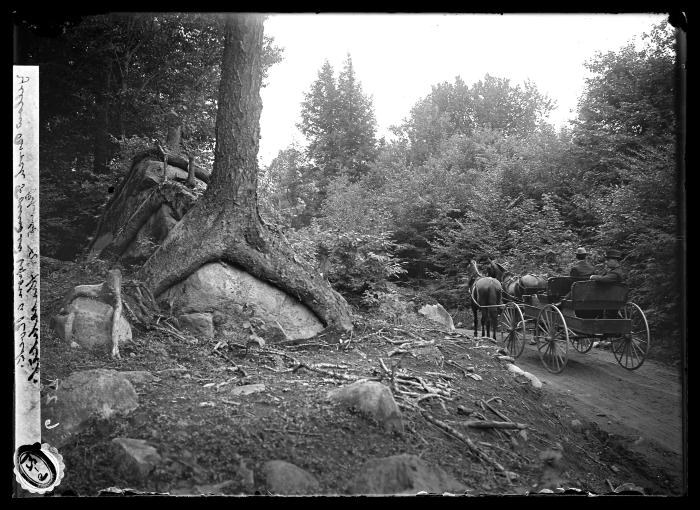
466;260;482;286
488;260;512;282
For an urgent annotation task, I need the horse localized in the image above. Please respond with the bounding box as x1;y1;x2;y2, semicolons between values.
465;260;503;338
488;259;547;300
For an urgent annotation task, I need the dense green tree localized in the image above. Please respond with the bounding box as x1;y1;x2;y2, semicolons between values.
298;55;378;192
336;55;379;179
568;21;680;337
258;145;318;228
397;75;555;166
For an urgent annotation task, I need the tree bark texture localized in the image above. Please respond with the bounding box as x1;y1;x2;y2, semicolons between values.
137;14;353;333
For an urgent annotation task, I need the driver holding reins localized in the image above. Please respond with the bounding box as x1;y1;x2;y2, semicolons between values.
590;249;625;283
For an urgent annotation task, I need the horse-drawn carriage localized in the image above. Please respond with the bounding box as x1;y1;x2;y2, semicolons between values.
466;260;651;374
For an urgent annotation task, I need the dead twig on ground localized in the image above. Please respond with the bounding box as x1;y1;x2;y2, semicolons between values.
260;365;295;374
292;363;358;381
212;348;248;377
415;393;454;405
286;342;328;350
480;399;512;423
396;375;451;397
379;357;399;394
425;371;456;380
403;400;508;477
464;420;527;430
313;362;352;370
151;324;189;343
384;338;410;345
572;443;609;469
392;327;424;341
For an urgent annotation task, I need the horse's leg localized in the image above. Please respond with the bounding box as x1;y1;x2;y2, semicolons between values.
489;309;497;338
472;304;478;337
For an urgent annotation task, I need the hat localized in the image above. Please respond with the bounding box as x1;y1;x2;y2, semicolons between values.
575;247;587;255
605;249;622;260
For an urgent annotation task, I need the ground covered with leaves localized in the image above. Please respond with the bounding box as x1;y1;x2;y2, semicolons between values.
37;258;683;497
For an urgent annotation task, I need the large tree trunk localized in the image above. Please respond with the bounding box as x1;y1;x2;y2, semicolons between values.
137;14;353;333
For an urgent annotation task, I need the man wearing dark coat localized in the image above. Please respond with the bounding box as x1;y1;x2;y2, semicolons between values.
590;249;625;283
570;247;595;278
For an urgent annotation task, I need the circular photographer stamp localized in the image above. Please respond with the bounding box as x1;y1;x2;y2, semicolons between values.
14;443;65;494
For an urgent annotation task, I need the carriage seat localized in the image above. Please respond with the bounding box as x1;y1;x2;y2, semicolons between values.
560;281;629;318
546;276;590;301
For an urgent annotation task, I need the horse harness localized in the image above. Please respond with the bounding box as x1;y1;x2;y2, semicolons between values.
469;275;503;309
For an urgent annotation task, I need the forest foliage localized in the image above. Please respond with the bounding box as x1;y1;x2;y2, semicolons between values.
17;14;682;355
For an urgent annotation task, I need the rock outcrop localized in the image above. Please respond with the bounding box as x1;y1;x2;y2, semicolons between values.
88;155;208;265
159;262;324;341
418;303;455;331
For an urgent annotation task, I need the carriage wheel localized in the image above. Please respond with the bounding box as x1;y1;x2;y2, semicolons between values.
534;304;569;373
570;335;595;353
499;302;526;358
611;302;650;370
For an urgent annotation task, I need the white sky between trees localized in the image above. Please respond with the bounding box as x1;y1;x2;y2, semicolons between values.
258;13;669;167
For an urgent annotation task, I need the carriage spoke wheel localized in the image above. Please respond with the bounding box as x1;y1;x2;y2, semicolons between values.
570;335;594;353
612;302;650;370
499;302;526;358
534;304;569;373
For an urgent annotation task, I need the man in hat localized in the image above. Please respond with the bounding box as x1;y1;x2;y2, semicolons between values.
570;247;595;278
590;249;625;283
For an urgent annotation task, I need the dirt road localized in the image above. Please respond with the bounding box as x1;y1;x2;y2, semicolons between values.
515;342;685;486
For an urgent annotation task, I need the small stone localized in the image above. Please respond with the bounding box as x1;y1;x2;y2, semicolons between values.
112;438;162;480
327;381;403;433
259;460;320;495
178;312;214;340
230;383;266;396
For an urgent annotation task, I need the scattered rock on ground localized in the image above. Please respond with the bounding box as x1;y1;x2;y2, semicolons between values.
230;383;266;396
505;363;542;389
411;345;444;366
418;304;455;331
51;297;132;352
348;454;467;495
43;369;139;447
111;437;162;481
327;380;403;433
259;460;321;495
178;312;214;340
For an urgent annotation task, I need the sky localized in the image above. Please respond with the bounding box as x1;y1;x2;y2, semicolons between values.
258;13;668;167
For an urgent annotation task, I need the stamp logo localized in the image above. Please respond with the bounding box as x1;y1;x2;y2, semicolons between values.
14;443;65;494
